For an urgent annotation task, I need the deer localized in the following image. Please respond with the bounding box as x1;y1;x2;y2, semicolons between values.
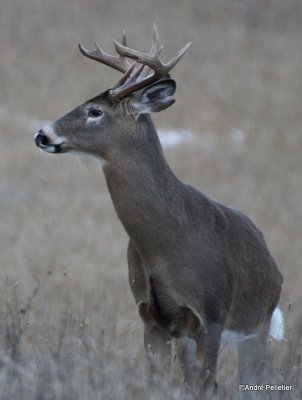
35;25;284;398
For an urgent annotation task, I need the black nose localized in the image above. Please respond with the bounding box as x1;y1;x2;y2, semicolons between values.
35;130;49;147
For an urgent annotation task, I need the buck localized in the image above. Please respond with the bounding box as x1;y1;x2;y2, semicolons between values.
35;25;283;397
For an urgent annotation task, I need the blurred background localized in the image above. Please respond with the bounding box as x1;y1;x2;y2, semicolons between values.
0;0;301;398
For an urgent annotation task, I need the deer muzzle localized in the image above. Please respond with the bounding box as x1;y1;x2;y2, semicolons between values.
35;128;66;154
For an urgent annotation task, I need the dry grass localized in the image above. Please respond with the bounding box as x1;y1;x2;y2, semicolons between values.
0;0;301;398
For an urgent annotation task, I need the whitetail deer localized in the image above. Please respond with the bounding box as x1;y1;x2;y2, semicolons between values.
35;25;283;397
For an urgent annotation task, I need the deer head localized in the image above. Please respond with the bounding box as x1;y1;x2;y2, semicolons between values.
35;24;190;160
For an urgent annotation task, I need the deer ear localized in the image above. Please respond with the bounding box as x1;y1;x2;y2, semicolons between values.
131;79;176;114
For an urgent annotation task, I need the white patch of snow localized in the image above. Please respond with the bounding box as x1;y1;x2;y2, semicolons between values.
229;129;247;145
221;329;257;344
158;129;194;148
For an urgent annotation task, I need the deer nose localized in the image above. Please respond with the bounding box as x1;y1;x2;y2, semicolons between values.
35;130;49;147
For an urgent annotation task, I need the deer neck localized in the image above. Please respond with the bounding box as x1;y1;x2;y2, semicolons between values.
102;115;181;257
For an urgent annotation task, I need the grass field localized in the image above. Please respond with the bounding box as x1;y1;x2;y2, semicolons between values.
0;0;301;398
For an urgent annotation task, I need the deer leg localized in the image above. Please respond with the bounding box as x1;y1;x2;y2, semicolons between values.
238;321;270;386
143;321;172;382
138;301;172;383
175;337;198;387
238;338;264;385
193;322;221;398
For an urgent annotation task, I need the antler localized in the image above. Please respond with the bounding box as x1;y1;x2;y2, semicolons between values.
79;31;132;73
79;24;191;100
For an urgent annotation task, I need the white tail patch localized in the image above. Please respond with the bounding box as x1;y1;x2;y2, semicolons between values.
269;306;284;341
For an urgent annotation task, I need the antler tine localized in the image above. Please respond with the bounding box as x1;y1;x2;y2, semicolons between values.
79;30;132;73
150;23;159;56
112;39;147;64
122;30;127;46
128;64;145;83
164;42;191;71
112;62;136;89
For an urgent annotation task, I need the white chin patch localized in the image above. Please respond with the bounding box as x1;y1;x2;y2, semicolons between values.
69;150;105;163
44;146;57;153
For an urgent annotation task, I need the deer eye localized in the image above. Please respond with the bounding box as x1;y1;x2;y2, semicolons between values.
88;109;103;118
